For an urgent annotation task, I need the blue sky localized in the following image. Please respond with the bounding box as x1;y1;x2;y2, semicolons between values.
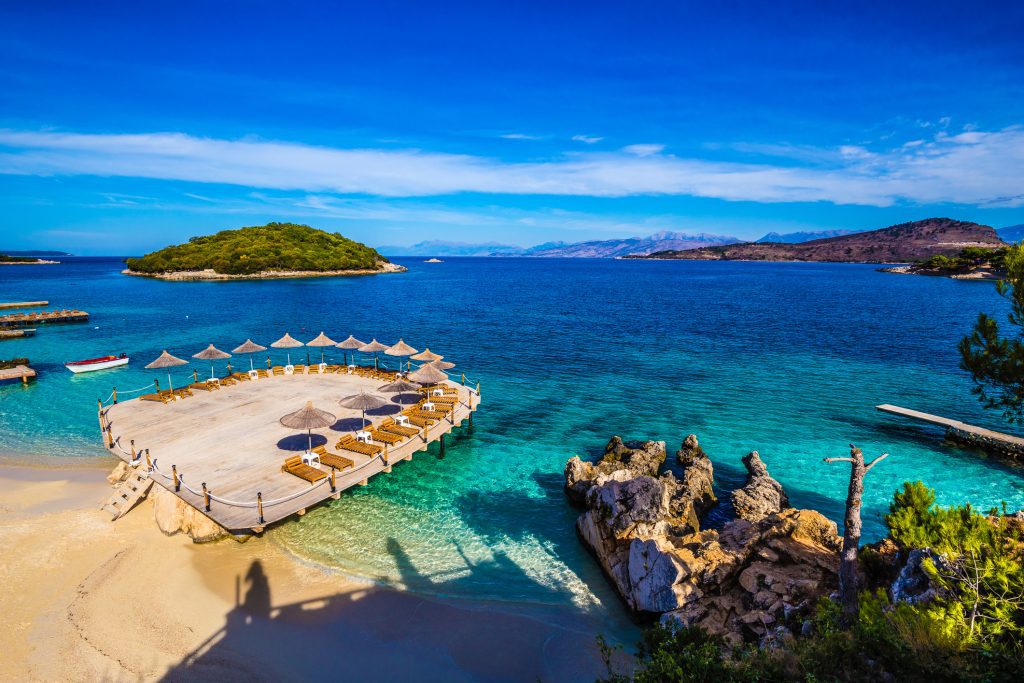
1;1;1023;254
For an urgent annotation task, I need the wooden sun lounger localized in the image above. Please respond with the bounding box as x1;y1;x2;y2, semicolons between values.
411;407;448;420
369;428;404;445
140;393;171;403
307;364;320;374
172;387;193;399
272;366;285;376
419;385;456;395
310;446;355;471
400;411;435;427
230;372;251;381
324;364;341;373
336;435;383;456
257;369;270;378
282;455;328;484
189;382;218;391
294;364;307;374
380;417;419;437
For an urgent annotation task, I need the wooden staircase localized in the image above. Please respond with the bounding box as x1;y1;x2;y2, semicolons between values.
101;468;154;520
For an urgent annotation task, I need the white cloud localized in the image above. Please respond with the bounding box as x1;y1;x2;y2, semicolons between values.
571;134;604;144
622;143;666;157
499;133;542;140
1;126;1023;207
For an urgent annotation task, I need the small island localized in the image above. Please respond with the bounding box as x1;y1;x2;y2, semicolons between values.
881;246;1007;280
123;222;405;280
0;253;60;265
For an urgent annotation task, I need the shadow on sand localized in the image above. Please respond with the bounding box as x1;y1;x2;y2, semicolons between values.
161;537;630;683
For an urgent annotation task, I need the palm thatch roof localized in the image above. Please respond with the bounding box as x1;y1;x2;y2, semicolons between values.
358;339;389;353
279;401;336;430
192;344;231;360
410;348;443;362
338;391;388;411
145;350;188;369
271;332;304;348
378;378;420;393
427;359;456;371
336;335;365;349
385;338;418;356
408;363;448;384
306;331;337;347
232;339;267;354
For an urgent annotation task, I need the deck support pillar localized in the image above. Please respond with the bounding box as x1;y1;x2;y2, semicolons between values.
440;433;446;456
383;465;393;473
296;508;306;516
358;478;368;486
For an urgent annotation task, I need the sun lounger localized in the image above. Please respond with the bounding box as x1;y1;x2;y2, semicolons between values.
411;407;448;420
380;417;420;437
272;366;285;376
230;372;251;382
336;434;383;456
188;382;218;391
400;411;436;427
294;364;307;374
369;427;404;445
324;364;341;374
172;387;193;399
282;455;328;484
307;364;320;374
310;446;355;471
140;393;171;403
257;368;270;378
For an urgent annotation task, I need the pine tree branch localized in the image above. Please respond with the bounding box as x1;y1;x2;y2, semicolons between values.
864;453;890;473
823;457;855;464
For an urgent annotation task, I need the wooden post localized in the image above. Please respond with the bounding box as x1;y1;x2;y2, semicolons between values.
476;381;481;398
257;491;264;523
330;467;336;492
130;439;136;462
383;443;389;466
154;378;160;392
203;482;211;511
106;423;114;449
145;449;151;470
193;369;198;382
440;433;445;456
112;387;118;404
461;372;465;386
172;464;180;491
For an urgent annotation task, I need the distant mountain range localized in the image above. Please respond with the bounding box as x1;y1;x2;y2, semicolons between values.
756;229;857;243
998;224;1024;243
378;231;740;258
630;218;1005;263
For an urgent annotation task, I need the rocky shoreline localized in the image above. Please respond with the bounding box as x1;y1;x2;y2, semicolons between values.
879;264;1001;280
122;260;407;280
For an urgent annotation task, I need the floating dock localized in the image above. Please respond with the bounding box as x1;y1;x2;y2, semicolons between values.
0;301;48;310
876;404;1024;458
100;369;480;533
0;309;89;328
0;329;35;340
0;364;36;384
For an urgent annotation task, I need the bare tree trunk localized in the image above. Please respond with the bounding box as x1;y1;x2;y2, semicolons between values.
825;444;888;626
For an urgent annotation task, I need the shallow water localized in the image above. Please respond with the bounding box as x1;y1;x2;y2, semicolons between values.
2;256;1022;629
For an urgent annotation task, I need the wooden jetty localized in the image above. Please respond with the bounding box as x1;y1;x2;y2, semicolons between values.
0;309;89;328
100;369;480;533
0;301;48;310
0;329;35;340
876;404;1024;458
0;364;36;384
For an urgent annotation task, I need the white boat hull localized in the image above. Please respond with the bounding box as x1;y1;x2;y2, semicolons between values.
65;357;130;373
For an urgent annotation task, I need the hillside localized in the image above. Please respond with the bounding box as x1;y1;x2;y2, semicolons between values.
633;218;1004;263
516;231;740;257
377;240;522;257
125;223;399;278
998;224;1024;243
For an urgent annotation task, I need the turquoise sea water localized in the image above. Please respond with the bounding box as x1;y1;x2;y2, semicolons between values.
2;257;1023;624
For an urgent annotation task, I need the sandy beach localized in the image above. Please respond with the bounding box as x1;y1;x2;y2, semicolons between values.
0;455;617;682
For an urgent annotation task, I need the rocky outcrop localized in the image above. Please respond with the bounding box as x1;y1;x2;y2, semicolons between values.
731;451;789;522
564;437;667;506
566;436;842;644
151;486;229;543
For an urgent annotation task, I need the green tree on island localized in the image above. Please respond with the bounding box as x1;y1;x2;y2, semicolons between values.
960;244;1024;423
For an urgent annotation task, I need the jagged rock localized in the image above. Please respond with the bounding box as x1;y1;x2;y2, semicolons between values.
731;451;789;522
107;461;130;485
151;486;229;543
564;436;666;506
570;439;841;644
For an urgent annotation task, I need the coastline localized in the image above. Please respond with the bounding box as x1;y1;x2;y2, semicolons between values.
0;455;617;682
122;261;407;281
879;264;1001;280
0;259;59;265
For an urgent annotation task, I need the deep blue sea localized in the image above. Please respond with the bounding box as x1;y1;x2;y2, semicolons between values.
2;256;1023;623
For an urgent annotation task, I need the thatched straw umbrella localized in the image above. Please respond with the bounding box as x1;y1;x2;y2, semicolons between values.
338;391;388;430
336;335;365;367
192;344;231;379
385;338;418;373
271;332;304;366
378;378;420;404
358;339;389;371
145;350;188;394
408;363;448;385
280;401;337;456
306;331;337;365
232;338;267;371
411;348;443;363
427;359;456;371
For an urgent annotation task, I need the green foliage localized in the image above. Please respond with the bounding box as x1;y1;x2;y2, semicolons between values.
920;247;1006;272
124;222;386;275
0;253;40;263
959;243;1024;422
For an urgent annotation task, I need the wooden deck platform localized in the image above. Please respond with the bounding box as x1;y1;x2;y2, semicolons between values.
876;404;1024;457
102;371;480;532
0;301;48;310
0;329;35;340
0;364;36;383
0;309;89;328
